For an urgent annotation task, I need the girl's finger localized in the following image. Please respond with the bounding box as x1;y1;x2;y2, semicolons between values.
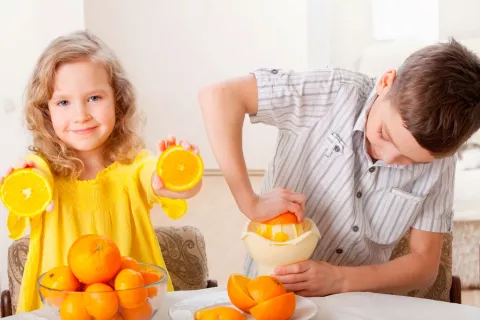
46;201;55;213
166;135;176;148
157;140;167;154
192;145;200;154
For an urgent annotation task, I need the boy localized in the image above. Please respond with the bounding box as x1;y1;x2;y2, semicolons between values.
198;39;480;296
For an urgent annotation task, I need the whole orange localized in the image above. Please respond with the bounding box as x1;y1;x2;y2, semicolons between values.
114;269;148;309
227;274;257;313
249;292;296;320
59;293;92;320
67;234;122;285
40;266;80;307
120;256;141;272
246;276;286;304
83;283;119;319
121;301;152;320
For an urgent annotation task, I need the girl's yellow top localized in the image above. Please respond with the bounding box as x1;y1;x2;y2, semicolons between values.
8;150;183;313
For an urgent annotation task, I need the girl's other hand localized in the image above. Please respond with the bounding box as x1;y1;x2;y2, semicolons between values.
152;135;202;199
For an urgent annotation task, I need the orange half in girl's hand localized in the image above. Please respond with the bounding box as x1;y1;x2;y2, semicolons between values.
0;168;52;217
156;145;204;192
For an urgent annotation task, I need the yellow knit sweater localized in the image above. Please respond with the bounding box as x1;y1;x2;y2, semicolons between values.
8;150;182;313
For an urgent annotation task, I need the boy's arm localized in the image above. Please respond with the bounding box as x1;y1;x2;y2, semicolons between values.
199;69;339;221
339;228;443;294
198;75;260;219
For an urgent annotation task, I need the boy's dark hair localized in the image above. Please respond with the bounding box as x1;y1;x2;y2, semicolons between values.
388;38;480;156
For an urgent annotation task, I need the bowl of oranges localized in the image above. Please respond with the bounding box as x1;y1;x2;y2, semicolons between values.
37;234;168;320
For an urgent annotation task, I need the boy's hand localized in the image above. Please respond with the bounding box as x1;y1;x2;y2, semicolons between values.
274;260;345;297
0;161;55;212
151;135;202;199
245;188;306;222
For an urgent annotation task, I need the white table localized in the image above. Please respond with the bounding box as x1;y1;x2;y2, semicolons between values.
7;287;480;320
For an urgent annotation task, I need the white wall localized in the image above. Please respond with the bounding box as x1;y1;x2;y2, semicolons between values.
439;0;480;39
84;0;308;170
0;0;84;291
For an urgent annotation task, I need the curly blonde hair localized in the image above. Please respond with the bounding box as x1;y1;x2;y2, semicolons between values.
24;30;145;178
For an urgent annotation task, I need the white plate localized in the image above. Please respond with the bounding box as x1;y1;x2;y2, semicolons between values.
168;289;317;320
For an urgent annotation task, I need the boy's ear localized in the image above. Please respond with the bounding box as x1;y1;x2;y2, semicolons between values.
376;69;397;96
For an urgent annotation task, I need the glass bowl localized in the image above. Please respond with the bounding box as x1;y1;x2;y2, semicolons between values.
37;262;168;320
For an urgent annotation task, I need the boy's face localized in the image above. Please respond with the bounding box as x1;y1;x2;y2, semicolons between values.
365;70;436;165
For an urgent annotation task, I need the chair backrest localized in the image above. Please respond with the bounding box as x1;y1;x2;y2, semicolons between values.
390;231;453;302
7;226;210;313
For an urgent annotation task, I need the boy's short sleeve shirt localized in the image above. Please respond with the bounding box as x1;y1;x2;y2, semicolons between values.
245;68;456;277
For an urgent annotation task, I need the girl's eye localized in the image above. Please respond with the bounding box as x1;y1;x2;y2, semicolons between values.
57;100;69;107
88;95;101;102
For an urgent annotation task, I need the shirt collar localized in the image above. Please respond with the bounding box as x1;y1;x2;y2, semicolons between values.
353;84;411;170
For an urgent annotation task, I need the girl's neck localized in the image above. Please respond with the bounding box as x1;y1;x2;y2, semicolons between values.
76;148;113;180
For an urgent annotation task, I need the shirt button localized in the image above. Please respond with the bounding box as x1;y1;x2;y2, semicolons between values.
334;145;340;152
271;69;278;74
356;191;362;198
336;248;343;254
352;225;359;232
369;167;375;173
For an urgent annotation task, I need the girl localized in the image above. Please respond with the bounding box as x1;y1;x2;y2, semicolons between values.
0;30;202;313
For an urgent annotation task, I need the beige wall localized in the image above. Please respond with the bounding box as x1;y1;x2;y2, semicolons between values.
84;0;309;170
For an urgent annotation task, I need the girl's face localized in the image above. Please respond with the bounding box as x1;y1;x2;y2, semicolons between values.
48;58;115;155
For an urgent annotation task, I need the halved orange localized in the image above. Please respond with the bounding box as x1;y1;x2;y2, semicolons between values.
263;212;298;225
246;276;287;304
156;145;203;192
227;274;257;313
0;168;52;217
194;306;246;320
249;292;296;320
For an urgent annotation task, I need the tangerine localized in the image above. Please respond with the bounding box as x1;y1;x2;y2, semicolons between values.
140;270;162;297
120;256;141;272
83;283;119;319
40;266;80;307
59;293;92;320
121;301;152;320
114;269;148;309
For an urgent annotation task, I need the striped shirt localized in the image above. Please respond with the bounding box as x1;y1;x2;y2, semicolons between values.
244;68;456;277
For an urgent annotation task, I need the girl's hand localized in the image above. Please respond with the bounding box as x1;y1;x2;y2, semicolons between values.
151;135;202;199
0;161;55;212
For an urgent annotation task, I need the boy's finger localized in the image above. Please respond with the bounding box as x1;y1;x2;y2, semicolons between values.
192;146;200;154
